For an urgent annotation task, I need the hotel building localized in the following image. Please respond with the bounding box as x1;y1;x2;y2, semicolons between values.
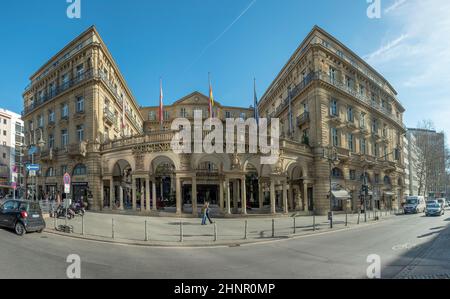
22;26;406;215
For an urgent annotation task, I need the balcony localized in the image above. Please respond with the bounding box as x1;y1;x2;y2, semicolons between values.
329;114;341;124
336;147;351;161
104;108;117;126
23;69;96;116
359;126;370;136
67;143;88;157
40;148;58;162
296;112;310;127
380;160;397;173
345;120;357;131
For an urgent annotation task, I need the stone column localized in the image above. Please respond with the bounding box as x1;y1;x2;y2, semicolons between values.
109;178;114;210
145;177;150;212
241;176;247;215
119;185;124;210
258;182;264;209
152;180;157;211
303;182;309;212
160;181;164;201
219;178;224;211
140;179;145;211
289;184;295;210
192;176;197;216
270;179;276;214
132;177;137;210
283;180;288;214
225;178;231;215
233;180;238;213
176;176;182;215
100;179;104;210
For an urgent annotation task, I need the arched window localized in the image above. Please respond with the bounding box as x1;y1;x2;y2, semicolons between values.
46;167;55;177
73;164;87;176
331;167;344;179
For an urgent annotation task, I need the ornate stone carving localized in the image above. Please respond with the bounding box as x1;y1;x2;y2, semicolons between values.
231;153;241;170
274;156;284;174
80;140;88;157
134;154;144;171
180;154;191;171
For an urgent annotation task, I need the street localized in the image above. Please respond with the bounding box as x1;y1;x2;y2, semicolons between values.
0;212;449;279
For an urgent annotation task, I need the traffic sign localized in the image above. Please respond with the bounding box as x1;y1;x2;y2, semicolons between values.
28;146;38;156
29;170;36;177
64;173;71;194
26;164;40;172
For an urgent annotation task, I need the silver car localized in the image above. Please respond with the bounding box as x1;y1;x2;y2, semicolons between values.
425;200;445;217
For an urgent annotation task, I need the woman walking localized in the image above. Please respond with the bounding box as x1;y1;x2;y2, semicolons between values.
201;203;208;225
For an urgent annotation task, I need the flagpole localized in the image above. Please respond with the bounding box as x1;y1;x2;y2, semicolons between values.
160;77;163;131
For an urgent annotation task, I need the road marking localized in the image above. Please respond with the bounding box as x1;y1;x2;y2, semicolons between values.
392;243;420;251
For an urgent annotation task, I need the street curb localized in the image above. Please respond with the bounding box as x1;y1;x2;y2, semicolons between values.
43;215;395;249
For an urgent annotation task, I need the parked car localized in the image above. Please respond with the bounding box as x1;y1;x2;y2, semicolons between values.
0;199;46;236
425;200;445;217
404;196;426;214
436;198;447;209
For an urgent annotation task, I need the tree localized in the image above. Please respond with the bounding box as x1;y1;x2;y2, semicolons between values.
413;120;447;197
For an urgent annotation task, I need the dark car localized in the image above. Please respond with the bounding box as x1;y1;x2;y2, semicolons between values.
0;199;46;236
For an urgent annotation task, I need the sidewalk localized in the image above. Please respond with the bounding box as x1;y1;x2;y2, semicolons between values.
44;210;397;247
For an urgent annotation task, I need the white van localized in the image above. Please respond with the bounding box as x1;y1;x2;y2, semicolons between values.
404;196;426;214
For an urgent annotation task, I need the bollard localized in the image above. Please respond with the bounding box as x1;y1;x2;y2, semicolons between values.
112;218;115;239
345;212;348;227
357;210;361;225
54;214;57;230
244;220;248;240
145;220;148;241
272;219;275;238
293;217;296;234
214;222;217;242
313;214;316;231
82;215;85;236
179;221;183;243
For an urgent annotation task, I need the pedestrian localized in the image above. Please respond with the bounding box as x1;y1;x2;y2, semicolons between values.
205;202;214;224
201;203;208;225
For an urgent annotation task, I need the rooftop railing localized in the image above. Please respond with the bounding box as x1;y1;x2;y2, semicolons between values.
268;71;406;129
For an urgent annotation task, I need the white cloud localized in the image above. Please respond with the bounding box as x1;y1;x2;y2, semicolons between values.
364;34;408;62
364;0;450;144
384;0;407;14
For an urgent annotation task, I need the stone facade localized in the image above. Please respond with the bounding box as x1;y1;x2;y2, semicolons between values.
21;25;407;216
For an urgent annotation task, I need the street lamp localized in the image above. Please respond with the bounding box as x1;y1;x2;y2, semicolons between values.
325;146;340;229
28;128;46;201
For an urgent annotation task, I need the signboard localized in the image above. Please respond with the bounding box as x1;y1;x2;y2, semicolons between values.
29;170;36;177
26;164;40;172
11;182;17;190
63;173;71;194
28;146;38;156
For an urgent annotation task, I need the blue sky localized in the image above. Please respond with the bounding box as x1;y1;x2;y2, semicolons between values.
0;0;448;142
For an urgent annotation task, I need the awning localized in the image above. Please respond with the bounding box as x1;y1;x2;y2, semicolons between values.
332;190;351;199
